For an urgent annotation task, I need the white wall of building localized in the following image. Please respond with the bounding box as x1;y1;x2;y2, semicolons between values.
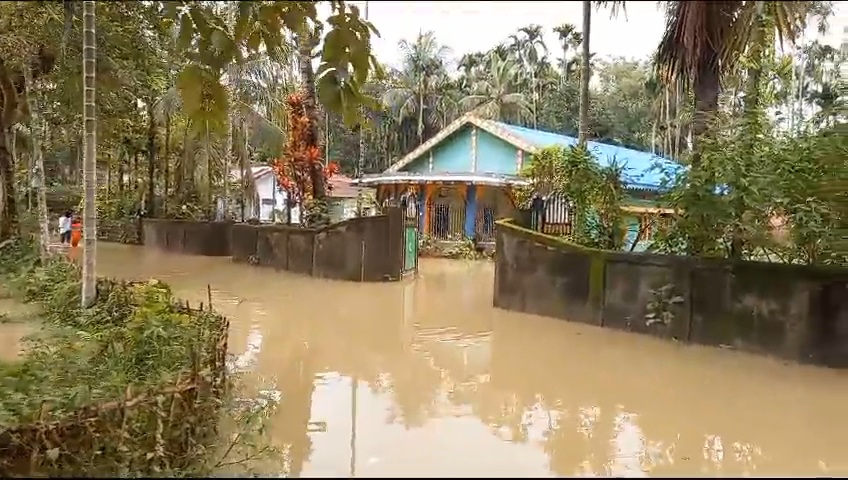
253;173;301;224
218;166;301;223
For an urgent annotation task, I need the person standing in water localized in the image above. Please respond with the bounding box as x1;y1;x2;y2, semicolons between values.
58;210;72;245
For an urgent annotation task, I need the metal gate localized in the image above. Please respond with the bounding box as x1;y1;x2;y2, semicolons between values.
401;193;419;274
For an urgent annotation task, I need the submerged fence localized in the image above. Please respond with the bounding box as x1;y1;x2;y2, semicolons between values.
0;289;230;477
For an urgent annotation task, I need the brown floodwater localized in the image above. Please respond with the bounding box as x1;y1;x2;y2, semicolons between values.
89;243;848;477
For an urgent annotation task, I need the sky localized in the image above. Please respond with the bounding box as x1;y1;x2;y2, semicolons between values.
325;1;848;69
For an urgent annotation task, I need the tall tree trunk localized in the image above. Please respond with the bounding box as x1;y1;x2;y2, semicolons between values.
0;125;16;240
81;0;97;307
417;76;425;144
146;101;156;216
106;154;111;198
561;45;568;85
731;3;767;260
0;130;17;241
297;29;325;200
164;115;170;207
578;1;592;147
12;127;28;213
117;155;124;195
23;69;49;259
357;120;365;216
356;1;367;216
176;122;189;197
687;59;720;257
205;120;211;214
132;151;139;197
531;69;538;129
240;120;247;222
691;63;720;166
223;115;232;220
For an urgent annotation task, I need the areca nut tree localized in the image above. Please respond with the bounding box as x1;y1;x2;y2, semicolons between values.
82;0;97;307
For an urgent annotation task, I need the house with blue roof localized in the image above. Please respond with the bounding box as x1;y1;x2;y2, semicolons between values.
353;114;682;249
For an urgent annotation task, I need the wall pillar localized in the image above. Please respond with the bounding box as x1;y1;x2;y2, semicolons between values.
464;184;477;239
421;183;434;234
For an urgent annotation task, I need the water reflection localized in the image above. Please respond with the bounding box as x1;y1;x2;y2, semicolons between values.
95;245;848;477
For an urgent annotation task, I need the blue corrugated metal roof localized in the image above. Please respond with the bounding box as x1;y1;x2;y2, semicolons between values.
493;121;684;190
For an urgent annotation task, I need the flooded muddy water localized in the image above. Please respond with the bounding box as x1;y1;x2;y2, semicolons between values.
92;243;848;477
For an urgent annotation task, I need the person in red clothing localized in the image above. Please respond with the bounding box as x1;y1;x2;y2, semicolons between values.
70;216;82;248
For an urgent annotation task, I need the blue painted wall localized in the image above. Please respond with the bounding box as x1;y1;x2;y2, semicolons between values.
401;126;521;174
476;129;519;175
402;128;473;173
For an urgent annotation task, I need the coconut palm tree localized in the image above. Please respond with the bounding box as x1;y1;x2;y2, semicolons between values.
81;0;97;307
655;1;820;164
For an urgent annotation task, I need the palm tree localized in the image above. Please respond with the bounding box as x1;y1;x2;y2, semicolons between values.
81;0;97;307
509;25;548;128
384;31;451;144
461;55;530;122
655;1;817;164
553;23;582;84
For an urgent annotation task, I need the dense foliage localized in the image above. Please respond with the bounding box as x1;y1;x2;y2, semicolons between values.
0;240;274;476
272;92;340;226
1;2;843;243
520;145;625;250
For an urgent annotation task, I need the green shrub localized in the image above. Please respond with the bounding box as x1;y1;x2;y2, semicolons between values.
0;239;276;477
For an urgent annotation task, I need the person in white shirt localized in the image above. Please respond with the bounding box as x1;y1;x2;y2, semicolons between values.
58;211;72;244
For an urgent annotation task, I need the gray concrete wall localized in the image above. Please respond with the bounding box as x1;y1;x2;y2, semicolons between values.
494;220;848;367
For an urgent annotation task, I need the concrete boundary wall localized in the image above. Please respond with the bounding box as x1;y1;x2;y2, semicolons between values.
142;208;405;283
494;219;848;368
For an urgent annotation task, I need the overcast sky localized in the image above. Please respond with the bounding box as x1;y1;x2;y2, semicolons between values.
325;1;847;68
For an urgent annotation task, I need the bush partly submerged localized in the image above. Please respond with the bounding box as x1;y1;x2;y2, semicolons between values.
0;239;276;477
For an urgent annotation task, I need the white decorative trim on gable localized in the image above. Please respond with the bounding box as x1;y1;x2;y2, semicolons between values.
384;114;538;173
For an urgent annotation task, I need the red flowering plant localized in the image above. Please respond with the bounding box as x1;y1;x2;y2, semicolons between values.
272;93;340;205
